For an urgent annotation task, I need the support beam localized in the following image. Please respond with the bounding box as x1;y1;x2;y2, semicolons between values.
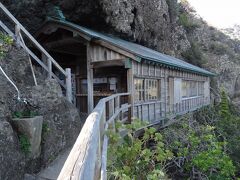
15;24;21;47
87;43;94;114
91;59;125;68
164;69;168;117
45;38;86;49
127;60;134;122
66;68;73;103
47;58;52;79
41;53;48;77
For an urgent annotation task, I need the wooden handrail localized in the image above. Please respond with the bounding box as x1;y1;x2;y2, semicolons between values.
0;2;66;76
58;93;130;180
0;3;73;102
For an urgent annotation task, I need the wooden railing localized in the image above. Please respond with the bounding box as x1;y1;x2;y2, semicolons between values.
0;2;72;102
169;96;210;115
58;93;130;180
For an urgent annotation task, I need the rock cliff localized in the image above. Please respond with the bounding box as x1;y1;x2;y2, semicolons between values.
0;44;83;179
2;0;240;100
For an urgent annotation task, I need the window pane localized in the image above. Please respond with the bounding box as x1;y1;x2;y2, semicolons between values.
145;79;158;101
182;81;188;98
134;79;144;102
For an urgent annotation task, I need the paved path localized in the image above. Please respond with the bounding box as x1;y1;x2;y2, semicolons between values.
24;148;71;180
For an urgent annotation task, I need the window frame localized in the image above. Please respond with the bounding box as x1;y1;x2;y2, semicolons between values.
181;80;205;99
134;78;161;102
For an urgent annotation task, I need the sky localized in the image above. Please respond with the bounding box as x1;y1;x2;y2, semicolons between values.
187;0;240;28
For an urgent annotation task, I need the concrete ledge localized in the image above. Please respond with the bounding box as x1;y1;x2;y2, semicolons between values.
12;116;43;158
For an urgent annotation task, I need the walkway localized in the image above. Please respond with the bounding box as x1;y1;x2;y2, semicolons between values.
24;148;71;180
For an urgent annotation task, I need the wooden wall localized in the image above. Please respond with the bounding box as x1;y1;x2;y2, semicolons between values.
90;44;127;62
132;61;210;123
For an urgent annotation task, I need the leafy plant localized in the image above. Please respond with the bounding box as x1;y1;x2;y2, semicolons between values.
13;110;39;118
42;123;50;134
0;32;13;58
107;120;172;179
166;0;179;23
162;115;236;179
181;41;206;67
209;42;232;56
178;13;199;32
19;134;31;155
217;90;240;171
41;123;50;144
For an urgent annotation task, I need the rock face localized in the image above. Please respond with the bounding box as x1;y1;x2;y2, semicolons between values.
1;0;190;56
3;0;240;100
0;117;25;180
0;45;83;179
27;80;83;166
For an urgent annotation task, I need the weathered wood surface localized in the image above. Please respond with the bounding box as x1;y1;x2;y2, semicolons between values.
92;40;140;62
87;43;94;113
58;93;130;180
90;44;127;62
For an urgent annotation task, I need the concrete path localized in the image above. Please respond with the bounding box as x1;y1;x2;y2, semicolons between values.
24;148;71;180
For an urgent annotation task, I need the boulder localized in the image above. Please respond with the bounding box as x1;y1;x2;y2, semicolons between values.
0;46;84;178
25;79;84;166
0;117;25;180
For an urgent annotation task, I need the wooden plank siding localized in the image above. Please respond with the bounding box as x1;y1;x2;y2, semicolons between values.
132;61;210;123
90;44;127;62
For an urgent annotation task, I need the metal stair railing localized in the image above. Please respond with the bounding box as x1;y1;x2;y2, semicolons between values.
0;2;73;102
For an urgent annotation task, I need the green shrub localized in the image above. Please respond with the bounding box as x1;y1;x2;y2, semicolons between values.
162;115;236;179
19;134;31;155
107;120;172;179
13;110;39;118
217;91;240;170
181;42;206;67
209;42;231;55
178;13;199;32
0;32;13;58
166;0;179;23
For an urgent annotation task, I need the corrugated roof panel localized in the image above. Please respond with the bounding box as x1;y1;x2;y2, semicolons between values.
47;18;215;76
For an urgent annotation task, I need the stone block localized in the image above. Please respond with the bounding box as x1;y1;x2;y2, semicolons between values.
12;116;43;159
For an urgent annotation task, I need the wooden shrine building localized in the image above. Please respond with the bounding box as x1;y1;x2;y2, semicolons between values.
35;15;214;123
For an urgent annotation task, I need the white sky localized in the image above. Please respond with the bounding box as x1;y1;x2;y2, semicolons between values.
187;0;240;28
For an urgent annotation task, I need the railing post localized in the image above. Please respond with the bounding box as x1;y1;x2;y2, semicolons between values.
66;68;72;103
47;58;52;79
15;24;20;47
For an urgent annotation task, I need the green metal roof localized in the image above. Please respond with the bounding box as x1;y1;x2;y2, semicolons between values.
44;18;215;76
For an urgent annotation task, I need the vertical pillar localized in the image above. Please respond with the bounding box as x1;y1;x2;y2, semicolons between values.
15;24;21;48
41;53;48;77
164;68;168;118
66;68;73;103
87;43;94;114
47;58;52;79
127;60;134;122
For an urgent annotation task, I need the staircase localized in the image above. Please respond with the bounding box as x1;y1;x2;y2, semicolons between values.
0;2;72;102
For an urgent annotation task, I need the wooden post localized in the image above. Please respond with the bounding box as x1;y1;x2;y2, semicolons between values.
15;24;20;47
127;60;134;122
41;53;48;76
47;58;52;79
164;69;168;118
87;43;94;114
66;68;73;103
